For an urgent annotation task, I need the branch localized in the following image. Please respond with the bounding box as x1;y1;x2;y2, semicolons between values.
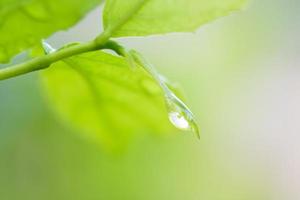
0;31;111;81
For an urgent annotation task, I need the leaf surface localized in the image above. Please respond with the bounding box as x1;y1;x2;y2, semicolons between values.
103;0;247;37
40;50;172;149
0;0;102;63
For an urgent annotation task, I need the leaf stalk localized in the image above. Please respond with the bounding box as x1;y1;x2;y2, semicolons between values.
0;32;111;81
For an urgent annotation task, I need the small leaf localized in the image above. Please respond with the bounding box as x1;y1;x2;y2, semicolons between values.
0;0;102;63
40;47;173;150
129;50;200;138
103;0;247;37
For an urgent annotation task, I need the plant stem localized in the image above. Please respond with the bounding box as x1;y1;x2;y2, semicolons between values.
0;0;147;81
0;32;111;81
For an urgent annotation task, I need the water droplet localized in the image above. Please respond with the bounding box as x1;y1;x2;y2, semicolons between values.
168;112;190;130
165;93;200;138
42;40;56;54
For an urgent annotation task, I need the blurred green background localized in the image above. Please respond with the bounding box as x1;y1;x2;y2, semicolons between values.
1;0;299;199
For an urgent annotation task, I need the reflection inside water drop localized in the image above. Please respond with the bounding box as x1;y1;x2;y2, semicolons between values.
168;112;190;130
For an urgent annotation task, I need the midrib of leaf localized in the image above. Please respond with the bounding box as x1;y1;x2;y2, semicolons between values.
63;59;157;145
68;59;160;130
105;0;150;35
74;54;161;101
63;58;116;144
73;57;144;95
42;41;160;136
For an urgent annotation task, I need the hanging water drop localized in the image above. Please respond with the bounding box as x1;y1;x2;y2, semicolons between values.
42;40;56;54
165;93;200;138
168;111;190;130
128;49;200;138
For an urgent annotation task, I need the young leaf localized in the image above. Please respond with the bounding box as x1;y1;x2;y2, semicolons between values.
129;50;200;138
93;40;199;138
0;0;102;63
103;0;247;37
40;49;173;150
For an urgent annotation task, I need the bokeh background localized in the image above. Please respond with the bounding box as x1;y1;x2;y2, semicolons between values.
1;0;299;199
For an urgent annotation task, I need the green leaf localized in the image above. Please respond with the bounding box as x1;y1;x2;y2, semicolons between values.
40;50;173;150
0;0;102;63
103;0;247;37
129;50;200;138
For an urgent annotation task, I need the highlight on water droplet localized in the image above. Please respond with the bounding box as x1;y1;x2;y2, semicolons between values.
168;112;190;130
42;40;56;54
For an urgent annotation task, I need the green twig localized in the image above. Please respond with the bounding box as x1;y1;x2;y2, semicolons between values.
0;32;111;81
0;0;148;81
